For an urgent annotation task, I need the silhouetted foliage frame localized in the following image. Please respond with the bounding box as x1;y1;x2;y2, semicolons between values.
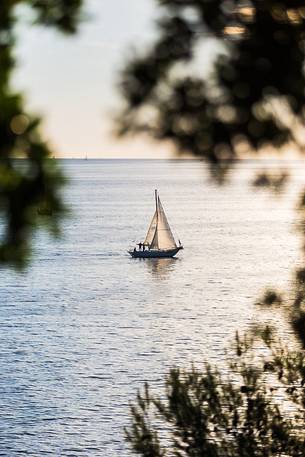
0;0;83;268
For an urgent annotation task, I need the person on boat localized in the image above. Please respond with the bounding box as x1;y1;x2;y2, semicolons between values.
133;247;136;253
139;242;142;250
142;244;145;251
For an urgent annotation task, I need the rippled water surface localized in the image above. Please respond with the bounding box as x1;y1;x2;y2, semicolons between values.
0;159;303;456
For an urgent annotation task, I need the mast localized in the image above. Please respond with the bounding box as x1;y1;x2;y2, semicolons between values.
155;189;158;214
155;189;159;249
151;189;159;249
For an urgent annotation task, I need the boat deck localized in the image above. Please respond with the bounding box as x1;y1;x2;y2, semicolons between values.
128;246;183;258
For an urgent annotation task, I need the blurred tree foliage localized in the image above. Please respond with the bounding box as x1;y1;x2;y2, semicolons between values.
119;0;305;180
127;332;305;457
0;0;82;268
121;1;305;455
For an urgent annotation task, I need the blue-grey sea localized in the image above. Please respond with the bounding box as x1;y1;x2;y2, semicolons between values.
0;159;303;456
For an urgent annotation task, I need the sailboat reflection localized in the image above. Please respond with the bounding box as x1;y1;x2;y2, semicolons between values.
145;257;179;280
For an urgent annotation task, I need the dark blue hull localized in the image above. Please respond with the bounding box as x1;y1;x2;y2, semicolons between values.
128;247;183;258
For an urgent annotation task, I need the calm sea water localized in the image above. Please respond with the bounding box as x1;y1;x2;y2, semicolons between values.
0;159;303;456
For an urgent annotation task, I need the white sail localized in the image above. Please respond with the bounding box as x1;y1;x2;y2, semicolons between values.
149;195;177;250
150;223;159;249
144;210;157;245
156;197;177;250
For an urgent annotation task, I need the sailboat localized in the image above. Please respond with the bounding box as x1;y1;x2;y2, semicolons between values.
128;190;183;258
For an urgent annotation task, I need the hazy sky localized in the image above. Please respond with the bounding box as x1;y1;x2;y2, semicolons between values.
14;0;177;158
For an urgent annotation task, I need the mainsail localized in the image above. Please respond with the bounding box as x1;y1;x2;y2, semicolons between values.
156;197;177;249
149;192;177;250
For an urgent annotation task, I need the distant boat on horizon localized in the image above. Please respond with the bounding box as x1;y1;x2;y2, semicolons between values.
128;190;183;258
